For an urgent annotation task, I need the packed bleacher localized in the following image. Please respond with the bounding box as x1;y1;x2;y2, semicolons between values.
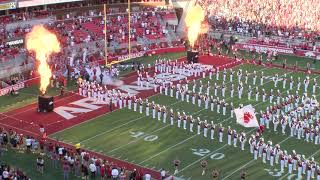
0;3;181;86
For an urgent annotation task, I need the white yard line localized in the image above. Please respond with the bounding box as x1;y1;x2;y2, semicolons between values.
222;136;291;180
137;70;287;166
275;74;320;180
178;128;256;175
107;124;171;153
138;104;243;165
79;115;147;143
78;100;182;144
50;64;258;140
308;149;320;159
139;134;198;165
278;149;320;180
219;72;320;180
50;92;162;136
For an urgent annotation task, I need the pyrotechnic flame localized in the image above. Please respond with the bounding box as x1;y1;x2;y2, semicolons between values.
185;4;207;48
26;25;60;95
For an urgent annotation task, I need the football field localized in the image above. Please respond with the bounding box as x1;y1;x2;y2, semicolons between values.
50;63;320;180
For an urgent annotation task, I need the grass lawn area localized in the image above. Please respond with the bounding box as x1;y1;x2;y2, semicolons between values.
50;63;320;180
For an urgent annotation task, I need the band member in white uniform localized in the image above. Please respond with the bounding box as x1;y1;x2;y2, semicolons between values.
219;124;224;143
210;122;215;140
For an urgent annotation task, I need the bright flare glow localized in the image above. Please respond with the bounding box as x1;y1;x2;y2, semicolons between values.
185;4;207;48
204;0;320;32
26;25;60;95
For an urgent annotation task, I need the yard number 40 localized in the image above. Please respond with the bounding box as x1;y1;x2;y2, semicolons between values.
130;131;158;142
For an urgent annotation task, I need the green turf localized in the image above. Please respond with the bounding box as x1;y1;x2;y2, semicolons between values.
2;51;319;180
50;63;320;180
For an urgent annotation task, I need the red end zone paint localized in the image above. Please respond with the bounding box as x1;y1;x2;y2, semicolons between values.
0;55;241;179
1;55;239;136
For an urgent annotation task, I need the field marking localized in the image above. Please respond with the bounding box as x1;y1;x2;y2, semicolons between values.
49;64;263;141
162;67;287;126
136;107;211;164
218;72;320;180
179;144;227;173
194;70;291;125
78;100;181;144
139;134;198;164
138;99;243;165
107;124;170;153
124;71;314;176
275;73;320;180
49;91;164;136
221;136;291;180
178;128;256;175
54;67;320;178
278;149;320;180
136;76;281;168
174;69;320;180
79;115;147;144
204;67;268;97
171;69;291;118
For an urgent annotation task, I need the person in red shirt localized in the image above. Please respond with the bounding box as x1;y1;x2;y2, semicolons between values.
100;164;105;180
106;164;112;179
135;169;143;180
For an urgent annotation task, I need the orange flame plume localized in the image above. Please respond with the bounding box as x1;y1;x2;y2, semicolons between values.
185;4;207;48
26;25;60;95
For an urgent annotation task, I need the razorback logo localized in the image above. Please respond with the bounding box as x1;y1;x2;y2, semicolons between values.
243;112;253;124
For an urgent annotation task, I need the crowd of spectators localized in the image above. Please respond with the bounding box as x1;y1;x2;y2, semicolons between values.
0;4;180;85
208;15;320;40
0;164;29;180
0;5;177;58
207;16;320;52
0;128;29;179
0;127;158;180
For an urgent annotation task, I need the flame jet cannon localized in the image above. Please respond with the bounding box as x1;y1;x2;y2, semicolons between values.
26;25;61;112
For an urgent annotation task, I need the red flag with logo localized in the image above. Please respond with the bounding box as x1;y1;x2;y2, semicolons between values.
234;105;259;128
